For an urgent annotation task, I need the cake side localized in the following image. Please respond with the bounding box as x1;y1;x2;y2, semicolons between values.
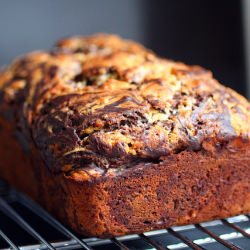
0;52;51;198
39;137;250;236
0;111;249;237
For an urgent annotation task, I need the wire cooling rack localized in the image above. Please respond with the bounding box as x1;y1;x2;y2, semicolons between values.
0;180;249;250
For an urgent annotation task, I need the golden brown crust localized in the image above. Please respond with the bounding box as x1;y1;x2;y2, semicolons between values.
0;34;249;236
54;33;153;55
1;34;250;175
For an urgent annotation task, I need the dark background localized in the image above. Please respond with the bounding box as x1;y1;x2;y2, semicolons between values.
0;0;247;96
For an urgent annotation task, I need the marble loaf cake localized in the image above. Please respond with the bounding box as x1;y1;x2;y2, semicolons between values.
0;34;249;237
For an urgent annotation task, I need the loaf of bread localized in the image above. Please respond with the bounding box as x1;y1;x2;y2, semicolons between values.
0;34;249;237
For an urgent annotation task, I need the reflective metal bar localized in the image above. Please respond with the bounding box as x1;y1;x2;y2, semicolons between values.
15;192;93;250
222;219;250;239
167;228;204;250
195;223;241;250
139;233;168;250
110;238;130;250
0;198;55;250
0;230;19;250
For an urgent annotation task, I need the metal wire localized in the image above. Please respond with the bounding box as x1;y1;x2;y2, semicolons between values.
110;238;130;250
139;233;168;250
0;230;19;250
0;198;55;250
14;192;93;250
167;227;205;250
222;219;250;239
195;223;241;250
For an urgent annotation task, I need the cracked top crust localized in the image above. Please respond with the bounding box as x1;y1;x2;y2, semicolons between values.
0;34;250;175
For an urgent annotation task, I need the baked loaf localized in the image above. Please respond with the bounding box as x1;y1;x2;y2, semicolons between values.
0;34;249;237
